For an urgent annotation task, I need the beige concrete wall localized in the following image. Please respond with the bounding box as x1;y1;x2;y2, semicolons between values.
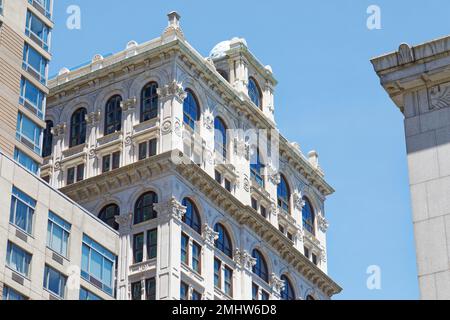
0;152;119;300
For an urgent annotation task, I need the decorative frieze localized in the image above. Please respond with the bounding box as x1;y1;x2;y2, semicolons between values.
429;83;450;110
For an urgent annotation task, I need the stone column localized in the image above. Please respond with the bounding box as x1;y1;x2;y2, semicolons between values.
234;249;256;300
121;97;136;166
50;123;66;188
85;110;101;179
115;213;133;300
157;81;187;155
202;224;219;300
154;197;186;300
263;81;275;122
270;273;285;300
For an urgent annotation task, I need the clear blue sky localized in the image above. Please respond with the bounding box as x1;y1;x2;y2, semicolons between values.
49;0;450;300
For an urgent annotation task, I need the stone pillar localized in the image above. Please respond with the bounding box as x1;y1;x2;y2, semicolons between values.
234;249;256;300
121;97;137;166
202;224;219;300
228;39;249;95
270;273;285;300
263;81;275;122
115;213;133;300
154;197;186;300
50;123;66;188
157;81;187;155
85;110;101;179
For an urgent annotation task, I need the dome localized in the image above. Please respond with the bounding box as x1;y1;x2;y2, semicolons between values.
209;37;248;59
209;40;231;59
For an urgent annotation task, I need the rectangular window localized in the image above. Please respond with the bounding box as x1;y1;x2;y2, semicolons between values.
214;258;221;289
2;286;27;300
149;139;157;157
225;179;231;192
251;198;258;211
43;265;67;298
66;167;75;185
6;242;31;277
10;186;36;234
138;142;147;161
304;246;310;258
192;242;201;274
279;225;285;234
312;253;318;265
215;170;222;183
180;282;189;300
287;232;293;241
16;112;42;155
20;77;45;119
22;43;48;84
102;155;111;173
145;278;156;300
252;283;259;300
25;10;50;51
28;0;52;19
224;266;233;297
112;151;120;170
260;206;267;218
79;287;102;300
14;148;39;174
181;234;189;265
47;211;71;258
81;234;115;296
261;290;270;300
133;233;144;263
131;282;141;300
76;164;84;182
147;229;157;260
192;290;201;300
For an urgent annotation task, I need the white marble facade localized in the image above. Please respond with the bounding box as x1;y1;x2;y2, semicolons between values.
41;12;340;300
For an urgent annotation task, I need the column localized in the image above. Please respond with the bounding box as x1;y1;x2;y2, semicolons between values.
202;224;219;300
85;111;100;179
121;97;136;166
154;197;186;300
270;273;285;300
234;249;256;300
157;81;187;155
115;213;133;300
50;123;66;188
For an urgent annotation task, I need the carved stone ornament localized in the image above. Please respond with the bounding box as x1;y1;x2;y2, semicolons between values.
234;249;257;271
292;191;306;211
202;224;219;246
124;136;133;146
429;83;450;110
156;81;187;101
88;148;97;160
267;165;280;185
115;213;133;229
317;213;329;233
85;110;101;125
121;97;137;111
271;273;286;294
161;120;173;134
203;110;214;130
51;123;66;137
397;43;414;65
319;245;327;263
153;197;186;221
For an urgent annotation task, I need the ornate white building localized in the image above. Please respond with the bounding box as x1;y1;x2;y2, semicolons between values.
41;12;341;300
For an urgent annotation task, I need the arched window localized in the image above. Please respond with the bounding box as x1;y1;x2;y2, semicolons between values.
248;77;261;108
69;108;87;147
280;275;296;300
214;223;232;258
302;197;315;235
250;147;265;187
104;95;122;136
182;198;201;234
277;175;291;214
141;82;158;122
183;90;200;131
42;120;53;157
252;249;269;283
134;192;158;224
98;204;120;231
214;117;227;160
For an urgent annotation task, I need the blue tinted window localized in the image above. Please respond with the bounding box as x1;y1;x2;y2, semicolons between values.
10;186;36;234
277;175;291;213
252;249;269;283
25;10;50;51
214;223;232;258
22;44;48;83
182;198;201;234
250;148;265;187
79;287;102;300
183;90;199;130
248;78;261;108
47;211;71;257
6;242;32;277
3;286;26;300
16;112;42;154
43;265;66;298
141;82;158;122
14;148;39;174
280;275;296;300
302;198;315;235
214;117;227;160
20;77;45;119
81;234;115;296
